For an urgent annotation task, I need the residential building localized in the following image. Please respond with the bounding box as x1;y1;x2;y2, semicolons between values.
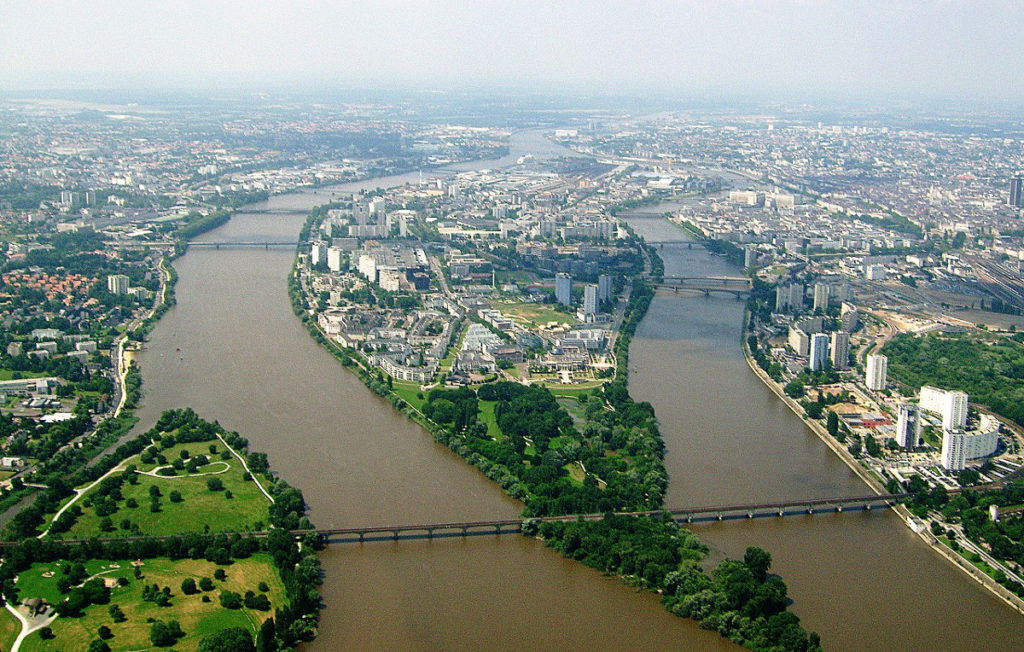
788;326;810;356
829;331;850;370
597;274;613;302
107;274;129;295
327;247;344;272
809;333;829;371
896;403;921;449
865;353;887;390
775;283;804;312
555;273;572;305
813;283;830;312
941;429;966;471
920;386;968;431
583;285;598;316
1010;174;1024;208
840;302;859;332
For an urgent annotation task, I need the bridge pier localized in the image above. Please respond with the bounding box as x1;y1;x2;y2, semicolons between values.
358;532;365;543
461;526;469;536
778;509;784;516
716;513;723;521
747;511;753;519
836;505;843;513
806;506;814;514
392;530;399;540
427;528;434;539
865;504;872;511
494;524;502;534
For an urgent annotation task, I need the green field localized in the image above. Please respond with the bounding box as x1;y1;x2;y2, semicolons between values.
477;400;502;438
490;300;575;329
0;369;47;381
0;605;19;651
18;555;284;652
392;381;427;412
61;441;269;539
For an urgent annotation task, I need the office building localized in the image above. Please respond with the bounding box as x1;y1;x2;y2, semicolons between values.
583;285;598;316
920;386;968;431
813;283;831;312
896;403;921;449
555;273;572;305
865;353;887;390
597;274;613;302
107;274;130;295
809;333;829;371
1010;174;1024;208
830;331;850;370
941;429;966;471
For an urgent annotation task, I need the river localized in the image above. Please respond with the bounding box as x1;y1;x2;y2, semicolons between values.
129;131;1023;649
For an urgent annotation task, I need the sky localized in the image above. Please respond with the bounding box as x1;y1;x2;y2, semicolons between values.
2;1;1022;104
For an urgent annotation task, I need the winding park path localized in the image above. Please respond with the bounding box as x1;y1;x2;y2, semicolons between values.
5;599;56;652
135;461;231;478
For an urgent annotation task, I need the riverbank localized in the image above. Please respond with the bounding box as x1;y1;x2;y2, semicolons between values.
740;326;1024;616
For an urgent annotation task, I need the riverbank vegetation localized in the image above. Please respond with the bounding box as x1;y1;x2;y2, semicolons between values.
174;210;232;241
535;515;822;652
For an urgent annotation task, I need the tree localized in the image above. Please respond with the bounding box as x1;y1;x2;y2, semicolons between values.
97;624;113;640
109;604;126;622
170;490;183;503
826;411;839;437
198;627;255;652
219;590;242;609
149;619;184;647
744;547;772;583
256;617;276;652
207;477;224;492
199;577;215;591
88;639;111;652
181;578;198;595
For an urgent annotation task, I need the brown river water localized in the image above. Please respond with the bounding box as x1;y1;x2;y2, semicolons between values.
130;133;1023;650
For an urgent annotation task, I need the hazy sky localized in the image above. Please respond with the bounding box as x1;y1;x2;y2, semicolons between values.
2;1;1022;103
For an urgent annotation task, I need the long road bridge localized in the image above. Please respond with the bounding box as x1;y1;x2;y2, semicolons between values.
187;241;299;249
1;493;906;548
649;275;753;299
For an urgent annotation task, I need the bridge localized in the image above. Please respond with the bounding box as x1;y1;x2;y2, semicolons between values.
187;241;299;249
650;275;752;299
2;493;905;548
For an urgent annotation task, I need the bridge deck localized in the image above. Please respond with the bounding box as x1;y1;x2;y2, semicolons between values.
0;494;904;547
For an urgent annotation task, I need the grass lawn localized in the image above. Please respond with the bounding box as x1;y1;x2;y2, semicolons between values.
392;381;427;412
490;300;575;329
19;555;284;652
60;442;269;539
0;604;20;651
546;383;606;399
477;400;502;438
0;369;46;381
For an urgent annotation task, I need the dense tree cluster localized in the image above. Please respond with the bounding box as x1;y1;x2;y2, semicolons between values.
539;515;821;652
884;332;1024;426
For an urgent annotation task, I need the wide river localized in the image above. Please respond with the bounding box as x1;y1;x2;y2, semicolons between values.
131;132;1023;650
